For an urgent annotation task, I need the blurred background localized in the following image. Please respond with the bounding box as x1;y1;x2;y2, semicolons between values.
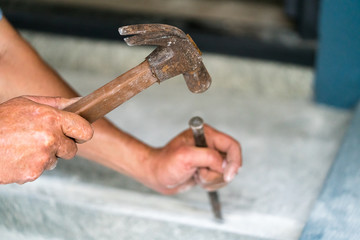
0;1;359;240
1;0;319;65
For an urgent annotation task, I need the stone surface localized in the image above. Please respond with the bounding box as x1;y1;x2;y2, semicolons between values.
0;67;351;239
0;31;351;239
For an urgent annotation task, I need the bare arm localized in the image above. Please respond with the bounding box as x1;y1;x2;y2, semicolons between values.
0;17;151;185
0;17;242;193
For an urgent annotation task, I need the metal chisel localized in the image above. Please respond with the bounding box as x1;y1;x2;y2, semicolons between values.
189;116;223;220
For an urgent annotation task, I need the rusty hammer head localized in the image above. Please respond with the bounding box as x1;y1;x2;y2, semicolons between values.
119;24;211;93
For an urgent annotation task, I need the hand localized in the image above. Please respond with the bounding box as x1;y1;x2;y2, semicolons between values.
0;96;93;184
144;124;242;195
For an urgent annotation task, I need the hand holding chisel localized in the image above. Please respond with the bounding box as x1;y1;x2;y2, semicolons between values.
189;116;223;220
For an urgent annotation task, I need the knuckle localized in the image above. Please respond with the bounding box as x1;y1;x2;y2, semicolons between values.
44;134;57;148
206;151;219;164
38;154;53;167
176;147;193;170
222;135;235;145
36;131;57;148
175;145;188;155
37;108;59;123
24;168;43;183
175;145;189;158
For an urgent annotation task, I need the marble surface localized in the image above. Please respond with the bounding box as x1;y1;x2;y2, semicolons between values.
0;67;351;240
0;31;352;240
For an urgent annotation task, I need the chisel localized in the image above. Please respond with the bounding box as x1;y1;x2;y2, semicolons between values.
189;116;223;220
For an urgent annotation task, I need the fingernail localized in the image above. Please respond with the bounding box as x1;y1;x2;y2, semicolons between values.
48;161;58;171
225;170;237;182
222;161;227;169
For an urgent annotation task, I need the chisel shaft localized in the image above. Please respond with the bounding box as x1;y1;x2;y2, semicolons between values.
189;116;223;220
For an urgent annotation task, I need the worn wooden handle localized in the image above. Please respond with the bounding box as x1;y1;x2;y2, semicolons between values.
64;61;158;123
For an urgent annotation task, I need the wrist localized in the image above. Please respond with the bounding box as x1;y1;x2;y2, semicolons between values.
77;119;156;183
132;146;162;189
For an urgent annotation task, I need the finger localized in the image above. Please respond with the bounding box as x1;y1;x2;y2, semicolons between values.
23;95;92;143
44;155;58;170
55;136;77;159
194;170;227;191
204;125;242;182
45;160;58;171
172;177;197;194
223;157;241;182
23;96;81;109
185;146;224;173
60;111;94;143
196;168;224;185
17;162;49;184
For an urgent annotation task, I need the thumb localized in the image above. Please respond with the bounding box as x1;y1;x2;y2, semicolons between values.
23;96;81;110
59;110;94;143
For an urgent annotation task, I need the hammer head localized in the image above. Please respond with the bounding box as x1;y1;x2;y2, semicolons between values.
119;24;211;93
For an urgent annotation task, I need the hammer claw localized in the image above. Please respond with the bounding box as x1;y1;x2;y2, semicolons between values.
119;24;186;39
124;34;179;47
119;24;211;93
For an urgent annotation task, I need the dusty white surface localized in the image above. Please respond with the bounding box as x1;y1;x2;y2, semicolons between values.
1;178;301;240
0;32;351;240
0;67;351;240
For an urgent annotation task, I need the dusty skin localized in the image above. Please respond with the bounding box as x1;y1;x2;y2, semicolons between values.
143;124;242;194
0;17;242;194
0;96;93;184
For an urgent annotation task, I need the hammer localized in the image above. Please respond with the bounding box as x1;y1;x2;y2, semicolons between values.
64;24;211;123
63;24;217;218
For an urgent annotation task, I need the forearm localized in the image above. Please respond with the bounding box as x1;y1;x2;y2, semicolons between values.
78;120;153;181
0;17;242;193
0;17;152;180
0;18;77;100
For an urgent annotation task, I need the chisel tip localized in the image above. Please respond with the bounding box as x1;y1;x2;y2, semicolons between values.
208;191;223;222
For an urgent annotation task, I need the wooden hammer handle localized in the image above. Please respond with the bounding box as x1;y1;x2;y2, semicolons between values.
64;61;158;123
